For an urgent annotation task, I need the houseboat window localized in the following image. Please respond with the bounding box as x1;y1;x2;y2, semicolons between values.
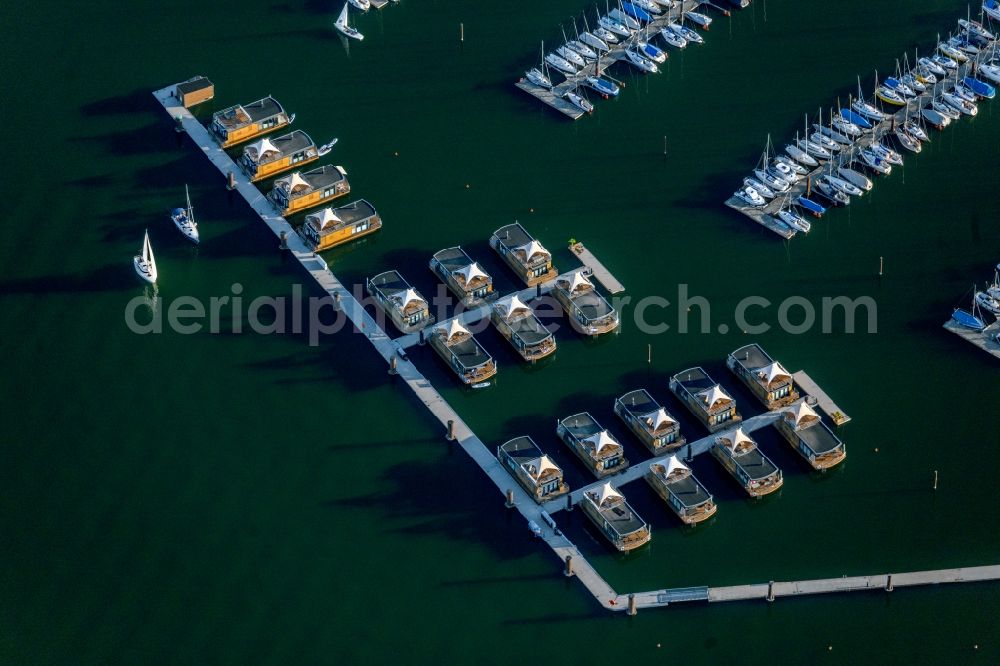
532;267;546;278
602;457;620;470
541;480;559;495
322;187;332;197
407;313;422;326
292;152;304;164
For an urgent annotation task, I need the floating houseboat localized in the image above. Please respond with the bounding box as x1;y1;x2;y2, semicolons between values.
497;436;569;503
429;247;496;307
211;96;292;148
240;131;318;182
556;413;628;478
490;294;556;362
367;270;434;334
711;428;783;497
269;165;350;216
302;200;381;252
552;272;620;336
489;223;558;287
669;368;743;433
613;389;686;455
775;401;847;470
580;482;651;552
644;457;717;525
427;320;497;386
727;344;800;410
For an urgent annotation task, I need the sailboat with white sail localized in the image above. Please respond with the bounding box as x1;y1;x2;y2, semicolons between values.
171;185;199;244
335;2;364;41
134;230;158;284
525;42;553;89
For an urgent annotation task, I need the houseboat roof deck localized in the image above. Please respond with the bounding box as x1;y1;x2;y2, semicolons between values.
716;431;779;481
274;165;347;198
500;436;563;479
370;270;427;313
649;461;712;509
617;390;678;432
492;222;534;249
731;343;793;388
307;199;376;232
797;420;844;456
586;484;648;538
245;130;314;164
436;321;493;370
508;312;551;345
559;412;604;440
214;96;285;129
492;223;551;267
557;273;615;321
433;246;491;289
675;367;734;411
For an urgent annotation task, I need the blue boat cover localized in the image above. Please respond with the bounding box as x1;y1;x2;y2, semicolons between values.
952;309;985;330
622;2;652;22
962;76;996;98
840;108;872;129
797;196;826;216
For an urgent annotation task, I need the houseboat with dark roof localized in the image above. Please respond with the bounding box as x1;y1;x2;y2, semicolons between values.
556;413;628;478
428;320;497;386
211;96;292;148
580;483;651;552
490;294;556;363
367;270;433;334
302;200;381;252
430;247;496;307
489;223;558;287
240;131;318;182
645;457;717;525
614;389;686;455
269;165;350;216
552;272;620;336
669;367;742;433
497;436;569;503
712;428;783;497
775;401;847;470
727;344;800;410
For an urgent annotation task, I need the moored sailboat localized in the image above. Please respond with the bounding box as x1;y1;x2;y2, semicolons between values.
170;185;199;244
133;230;158;284
335;2;364;40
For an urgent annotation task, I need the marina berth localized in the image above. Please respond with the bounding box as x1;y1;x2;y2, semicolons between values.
240;131;318;182
669;367;742;433
712;428;784;498
211;96;292;148
613;389;686;455
645;456;717;525
775;401;847;470
497;436;569;503
489;223;558;286
726;343;800;410
301;199;381;252
269;165;350;215
556;413;629;478
552;271;620;336
427;319;497;386
367;270;434;334
489;294;556;362
580;482;652;552
430;247;496;307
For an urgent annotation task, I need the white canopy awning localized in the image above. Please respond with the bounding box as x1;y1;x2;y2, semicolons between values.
758;361;790;385
643;407;676;431
248;137;279;160
524;455;559;479
565;271;591;293
789;401;819;426
393;288;424;310
497;294;530;321
700;385;730;410
663;455;689;478
732;427;754;451
584;430;618;454
455;262;488;284
312;207;342;230
516;239;548;261
437;318;469;341
597;482;622;507
286;171;310;193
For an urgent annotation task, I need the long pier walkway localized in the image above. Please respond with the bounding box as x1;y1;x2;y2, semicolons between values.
793;370;851;425
156;81;1000;613
515;0;704;119
725;41;999;238
943;318;1000;360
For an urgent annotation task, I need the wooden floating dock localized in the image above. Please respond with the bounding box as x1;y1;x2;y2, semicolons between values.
515;0;703;120
792;370;851;426
943;318;1000;360
726;43;998;238
158;79;998;615
569;242;625;294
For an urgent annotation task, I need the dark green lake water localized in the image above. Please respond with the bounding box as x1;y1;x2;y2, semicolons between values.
2;0;999;662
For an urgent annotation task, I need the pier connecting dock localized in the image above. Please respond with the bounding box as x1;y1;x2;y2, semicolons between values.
515;0;704;120
943;319;1000;360
569;242;625;294
725;43;999;238
157;78;999;614
792;370;851;425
